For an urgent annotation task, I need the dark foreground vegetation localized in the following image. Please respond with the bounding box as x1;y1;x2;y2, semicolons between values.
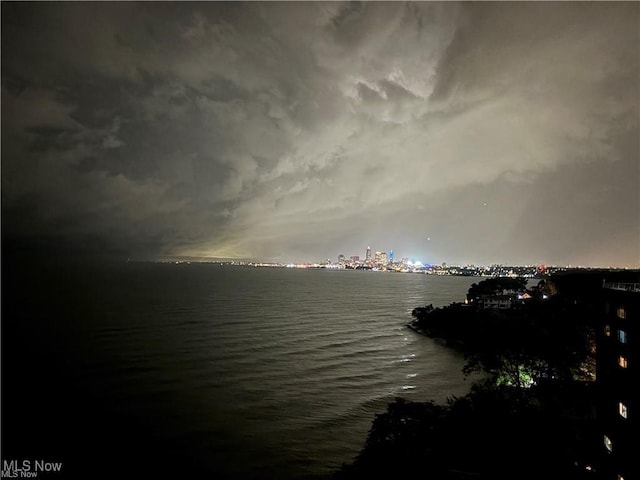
335;270;637;480
335;382;598;480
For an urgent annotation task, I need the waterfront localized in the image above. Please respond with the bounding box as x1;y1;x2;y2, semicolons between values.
3;262;478;479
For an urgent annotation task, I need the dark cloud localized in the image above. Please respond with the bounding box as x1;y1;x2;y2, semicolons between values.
2;2;638;266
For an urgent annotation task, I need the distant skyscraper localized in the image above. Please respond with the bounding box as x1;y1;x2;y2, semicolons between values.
366;246;371;262
374;251;387;266
389;250;394;263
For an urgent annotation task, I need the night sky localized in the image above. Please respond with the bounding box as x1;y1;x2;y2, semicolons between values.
2;2;639;266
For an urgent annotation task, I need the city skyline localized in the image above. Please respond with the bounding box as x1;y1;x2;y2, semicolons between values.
2;2;639;268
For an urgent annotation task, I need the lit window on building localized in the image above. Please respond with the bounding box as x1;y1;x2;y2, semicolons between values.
617;307;626;319
618;356;628;368
605;324;611;337
618;329;627;344
618;402;628;419
604;435;613;453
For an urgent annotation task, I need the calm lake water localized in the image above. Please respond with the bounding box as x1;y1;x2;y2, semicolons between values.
3;261;479;479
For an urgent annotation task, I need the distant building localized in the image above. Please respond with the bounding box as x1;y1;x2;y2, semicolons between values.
479;294;514;310
350;255;360;263
596;280;639;480
374;251;387;266
338;254;345;263
366;246;372;262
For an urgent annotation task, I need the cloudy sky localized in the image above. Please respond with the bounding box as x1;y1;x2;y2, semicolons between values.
2;2;638;266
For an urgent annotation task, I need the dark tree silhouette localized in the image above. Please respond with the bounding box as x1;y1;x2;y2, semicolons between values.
462;302;595;390
466;276;528;303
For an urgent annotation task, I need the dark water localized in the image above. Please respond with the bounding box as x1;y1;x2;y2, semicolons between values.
2;261;478;479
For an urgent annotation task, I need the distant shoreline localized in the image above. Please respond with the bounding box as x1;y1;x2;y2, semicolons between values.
138;258;639;280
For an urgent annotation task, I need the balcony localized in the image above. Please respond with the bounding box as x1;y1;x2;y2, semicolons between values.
603;282;640;293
